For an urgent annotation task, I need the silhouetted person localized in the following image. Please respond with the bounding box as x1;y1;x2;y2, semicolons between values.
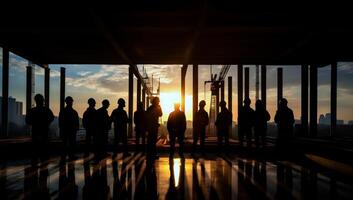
215;101;232;153
193;100;209;155
111;98;130;155
146;97;163;159
59;96;79;159
254;100;270;148
134;101;146;152
274;98;295;149
167;103;187;158
238;98;255;147
95;99;111;157
83;98;97;147
26;94;54;157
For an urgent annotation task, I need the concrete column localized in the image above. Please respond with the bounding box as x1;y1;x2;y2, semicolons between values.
128;66;133;138
310;65;318;137
181;64;188;112
244;67;249;99
261;65;267;109
193;64;198;123
1;48;9;137
142;88;146;110
60;67;65;111
237;65;243;126
26;66;33;115
301;65;309;137
277;68;283;108
137;78;141;106
220;80;225;102
44;67;50;108
228;76;232;113
331;62;337;137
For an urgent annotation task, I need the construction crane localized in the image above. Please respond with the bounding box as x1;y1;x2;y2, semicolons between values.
204;65;231;136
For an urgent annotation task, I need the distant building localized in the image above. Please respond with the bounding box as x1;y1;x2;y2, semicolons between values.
0;96;27;136
348;120;353;125
319;113;344;125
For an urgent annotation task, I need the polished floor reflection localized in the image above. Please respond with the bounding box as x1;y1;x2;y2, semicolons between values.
0;153;352;200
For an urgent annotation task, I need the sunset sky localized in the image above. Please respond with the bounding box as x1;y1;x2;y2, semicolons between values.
1;48;353;123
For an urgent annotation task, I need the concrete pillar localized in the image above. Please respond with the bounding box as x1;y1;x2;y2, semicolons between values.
142;88;146;110
277;68;283;108
228;76;232;113
181;64;188;112
44;67;50;107
193;64;198;123
1;48;9;137
26;66;33;115
244;67;249;99
60;67;65;111
220;80;225;102
301;65;309;137
331;62;337;137
310;65;318;137
261;65;267;109
128;66;133;138
137;78;141;106
237;65;243;125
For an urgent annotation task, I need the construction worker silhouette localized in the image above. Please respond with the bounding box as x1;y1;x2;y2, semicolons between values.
254;99;270;148
193;100;209;154
134;101;146;152
167;103;187;158
146;97;163;159
59;96;80;158
95;99;111;157
215;101;232;152
238;98;255;147
274;98;295;148
83;98;97;146
111;98;130;155
26;94;54;156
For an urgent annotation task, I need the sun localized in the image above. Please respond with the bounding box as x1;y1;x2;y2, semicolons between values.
159;92;192;121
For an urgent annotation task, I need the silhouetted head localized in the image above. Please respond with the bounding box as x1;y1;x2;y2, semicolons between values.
279;98;288;108
219;101;227;109
65;96;74;107
243;98;251;106
174;103;180;111
152;97;160;106
255;99;263;110
102;99;110;109
34;94;44;107
199;100;206;109
118;98;126;107
137;101;144;110
88;98;96;107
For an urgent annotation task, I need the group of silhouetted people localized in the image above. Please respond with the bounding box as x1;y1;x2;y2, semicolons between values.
26;93;295;159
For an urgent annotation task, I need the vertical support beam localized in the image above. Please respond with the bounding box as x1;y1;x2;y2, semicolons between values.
330;62;337;137
277;68;283;108
228;76;232;114
193;64;198;123
128;66;133;138
142;88;146;110
301;65;309;137
137;78;141;106
310;65;318;137
60;67;65;111
44;67;50;108
244;67;250;99
26;66;33;114
237;65;243;127
1;48;9;137
255;65;260;100
181;64;188;112
261;65;267;109
220;80;225;102
215;85;220;114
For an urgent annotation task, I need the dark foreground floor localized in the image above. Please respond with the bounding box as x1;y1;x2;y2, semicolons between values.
1;152;353;200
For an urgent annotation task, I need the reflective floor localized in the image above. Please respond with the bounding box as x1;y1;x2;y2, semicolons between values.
0;153;352;200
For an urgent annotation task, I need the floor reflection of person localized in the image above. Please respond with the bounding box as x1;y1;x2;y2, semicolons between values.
112;154;129;200
146;97;163;160
167;103;186;158
85;158;110;200
166;158;185;199
58;157;78;199
134;156;146;199
26;94;54;158
192;161;205;199
145;159;158;199
193;100;209;155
